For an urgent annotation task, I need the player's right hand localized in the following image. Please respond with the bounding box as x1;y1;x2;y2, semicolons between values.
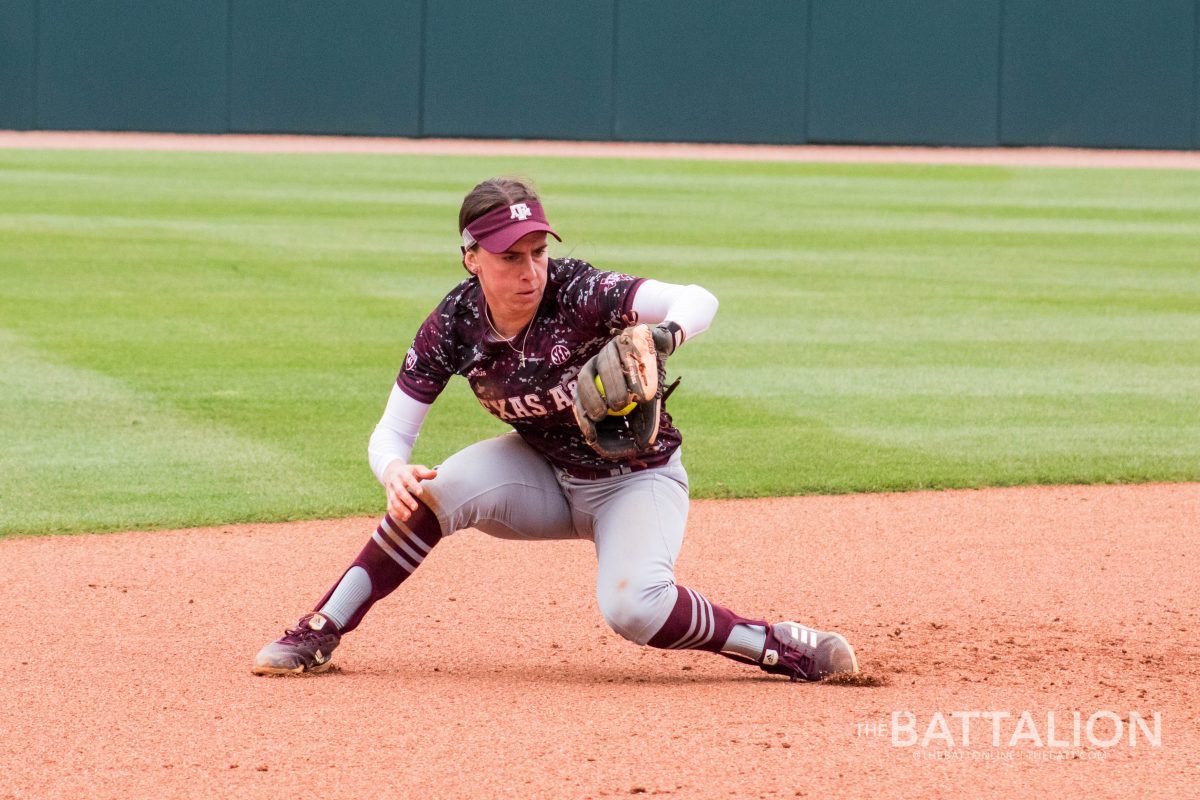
382;461;438;523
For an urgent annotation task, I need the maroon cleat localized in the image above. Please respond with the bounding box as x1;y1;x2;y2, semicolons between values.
252;612;342;675
759;621;858;682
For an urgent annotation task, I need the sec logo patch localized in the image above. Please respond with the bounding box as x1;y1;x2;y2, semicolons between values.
550;344;571;365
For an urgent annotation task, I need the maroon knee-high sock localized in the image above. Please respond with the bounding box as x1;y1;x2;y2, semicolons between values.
312;505;443;634
646;586;766;653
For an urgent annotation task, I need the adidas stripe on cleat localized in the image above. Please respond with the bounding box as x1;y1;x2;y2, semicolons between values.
759;621;859;682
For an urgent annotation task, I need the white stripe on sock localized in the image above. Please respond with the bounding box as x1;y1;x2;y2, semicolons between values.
667;589;701;649
699;598;715;647
380;518;428;566
371;530;417;573
698;597;714;648
677;596;714;650
386;516;433;554
674;600;704;650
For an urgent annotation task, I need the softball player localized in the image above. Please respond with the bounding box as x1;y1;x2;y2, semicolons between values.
253;177;858;681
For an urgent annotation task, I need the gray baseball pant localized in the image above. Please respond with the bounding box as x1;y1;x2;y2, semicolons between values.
421;432;689;645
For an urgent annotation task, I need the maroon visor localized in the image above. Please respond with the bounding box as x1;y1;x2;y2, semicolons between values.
462;199;561;253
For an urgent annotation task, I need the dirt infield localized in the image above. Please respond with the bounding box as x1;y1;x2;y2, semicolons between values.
3;132;1197;797
2;484;1197;799
3;129;1200;169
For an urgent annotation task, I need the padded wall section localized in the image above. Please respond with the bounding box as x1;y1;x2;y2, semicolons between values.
613;0;808;144
8;0;1199;148
230;0;423;136
1001;0;1197;149
36;0;229;132
0;1;37;129
1195;3;1200;148
422;1;614;139
807;0;1001;146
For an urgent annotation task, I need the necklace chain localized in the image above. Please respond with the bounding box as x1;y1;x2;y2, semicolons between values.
484;303;534;367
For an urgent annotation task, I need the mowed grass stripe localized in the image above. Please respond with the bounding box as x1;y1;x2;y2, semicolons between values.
0;149;1197;535
0;331;337;535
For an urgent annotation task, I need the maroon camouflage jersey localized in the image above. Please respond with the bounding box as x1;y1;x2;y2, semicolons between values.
397;258;682;471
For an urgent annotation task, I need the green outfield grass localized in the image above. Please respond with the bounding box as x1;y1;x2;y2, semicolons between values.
1;148;1198;536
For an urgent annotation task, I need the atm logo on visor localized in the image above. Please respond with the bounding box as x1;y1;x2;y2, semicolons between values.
509;203;533;221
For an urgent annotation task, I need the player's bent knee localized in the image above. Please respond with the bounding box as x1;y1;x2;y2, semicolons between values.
597;581;675;645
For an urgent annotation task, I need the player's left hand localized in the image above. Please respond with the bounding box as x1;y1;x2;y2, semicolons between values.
649;321;682;358
382;460;438;522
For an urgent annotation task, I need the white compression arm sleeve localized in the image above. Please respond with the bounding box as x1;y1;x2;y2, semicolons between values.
367;384;433;484
629;279;719;343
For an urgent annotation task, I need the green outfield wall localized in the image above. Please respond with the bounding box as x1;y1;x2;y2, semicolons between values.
1;0;1198;149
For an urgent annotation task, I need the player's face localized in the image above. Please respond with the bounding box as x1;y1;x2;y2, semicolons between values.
467;231;549;328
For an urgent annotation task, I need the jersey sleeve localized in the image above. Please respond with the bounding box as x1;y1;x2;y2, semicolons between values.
395;306;456;404
557;258;645;334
